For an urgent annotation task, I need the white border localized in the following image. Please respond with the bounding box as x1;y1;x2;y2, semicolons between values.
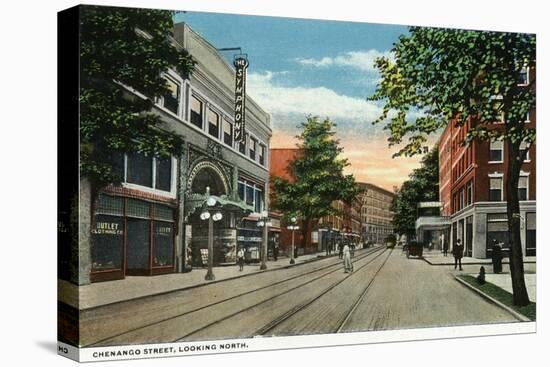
59;322;535;363
5;1;547;367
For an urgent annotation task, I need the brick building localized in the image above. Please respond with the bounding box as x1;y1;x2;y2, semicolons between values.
357;182;396;244
438;67;536;258
269;148;365;255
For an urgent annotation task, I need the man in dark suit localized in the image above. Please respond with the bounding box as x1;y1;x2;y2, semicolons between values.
453;239;464;271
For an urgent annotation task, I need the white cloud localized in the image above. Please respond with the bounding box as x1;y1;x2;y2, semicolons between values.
295;49;393;72
247;71;383;127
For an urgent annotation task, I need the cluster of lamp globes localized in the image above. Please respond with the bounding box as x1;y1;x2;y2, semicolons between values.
199;196;223;221
256;210;272;227
287;217;299;231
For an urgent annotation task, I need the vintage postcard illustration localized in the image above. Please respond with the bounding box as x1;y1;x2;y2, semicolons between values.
57;5;536;362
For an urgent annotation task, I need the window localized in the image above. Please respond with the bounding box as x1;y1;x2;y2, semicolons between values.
518;66;529;85
238;134;247;155
487;213;510;258
190;95;203;129
519;140;530;161
259;144;266;166
489;140;503;162
249;136;257;160
223;119;233;146
237;178;264;214
489;176;503;201
155;157;172;192
91;196;177;279
161;77;180;115
526;212;536;256
208;109;219;138
466;181;473;206
518;176;528;201
459;188;465;210
127;151;153;188
91;195;125;272
125;151;173;193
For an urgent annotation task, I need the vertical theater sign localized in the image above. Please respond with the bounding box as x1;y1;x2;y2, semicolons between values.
234;56;248;143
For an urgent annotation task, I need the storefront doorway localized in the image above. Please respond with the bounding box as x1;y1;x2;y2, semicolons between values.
186;164;242;266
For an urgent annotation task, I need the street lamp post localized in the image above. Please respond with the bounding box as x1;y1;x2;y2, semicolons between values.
256;210;272;270
287;217;299;265
200;187;223;281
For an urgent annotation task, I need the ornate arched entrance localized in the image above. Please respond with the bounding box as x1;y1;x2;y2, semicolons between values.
185;161;238;266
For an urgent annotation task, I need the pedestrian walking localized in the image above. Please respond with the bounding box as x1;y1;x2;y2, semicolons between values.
273;244;279;262
453;239;464;271
237;247;245;271
338;242;343;259
491;239;503;274
443;239;449;257
343;243;353;273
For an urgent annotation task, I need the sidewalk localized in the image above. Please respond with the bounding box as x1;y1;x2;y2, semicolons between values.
58;250;343;310
419;249;537;303
422;249;536;266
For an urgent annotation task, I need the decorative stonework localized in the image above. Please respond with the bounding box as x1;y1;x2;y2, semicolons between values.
186;160;231;195
206;139;223;159
187;146;234;195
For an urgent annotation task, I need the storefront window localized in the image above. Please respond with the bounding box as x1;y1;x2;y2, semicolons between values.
153;221;174;266
526;212;536;256
126;218;150;271
487;213;509;258
91;215;124;271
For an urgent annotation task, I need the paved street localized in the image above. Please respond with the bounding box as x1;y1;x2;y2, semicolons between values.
76;246;520;348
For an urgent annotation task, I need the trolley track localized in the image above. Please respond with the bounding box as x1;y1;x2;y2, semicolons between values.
88;246;385;347
256;248;393;337
176;248;391;342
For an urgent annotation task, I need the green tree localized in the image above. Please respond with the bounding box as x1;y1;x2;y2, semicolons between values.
392;146;439;237
370;27;535;306
271;116;358;248
80;6;195;191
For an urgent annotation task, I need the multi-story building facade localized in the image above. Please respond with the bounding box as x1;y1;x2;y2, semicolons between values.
270;148;365;254
439;66;536;258
68;22;272;284
357;182;396;244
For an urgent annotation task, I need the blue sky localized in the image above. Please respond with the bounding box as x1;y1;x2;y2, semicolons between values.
174;11;422;189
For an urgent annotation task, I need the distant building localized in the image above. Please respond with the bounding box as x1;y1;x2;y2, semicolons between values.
438;66;536;258
269;148;366;254
357;182;396;244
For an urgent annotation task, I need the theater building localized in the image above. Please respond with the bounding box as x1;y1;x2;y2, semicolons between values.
439;66;536;258
75;23;272;284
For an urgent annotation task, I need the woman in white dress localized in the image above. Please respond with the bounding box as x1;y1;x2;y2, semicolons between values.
343;243;353;273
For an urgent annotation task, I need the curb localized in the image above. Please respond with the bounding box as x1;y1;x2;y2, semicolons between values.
424;258;536;266
71;249;372;311
454;275;531;322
